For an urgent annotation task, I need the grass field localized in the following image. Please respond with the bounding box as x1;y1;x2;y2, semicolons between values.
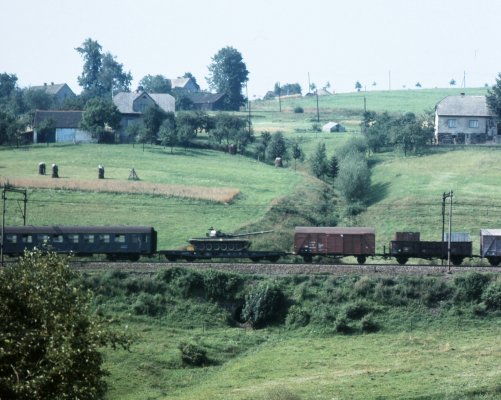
0;144;305;248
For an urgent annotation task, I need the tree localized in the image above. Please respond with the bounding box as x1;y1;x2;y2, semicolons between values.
266;131;288;162
449;78;456;86
326;154;339;179
80;97;121;143
291;139;304;170
364;111;392;154
76;38;132;99
158;113;177;152
206;46;249;110
125;120;146;145
415;82;422;88
0;73;18;101
139;74;171;93
0;250;129;400
142;105;168;144
486;73;501;119
210;113;247;147
335;153;371;202
310;142;328;178
176;112;199;150
355;81;363;92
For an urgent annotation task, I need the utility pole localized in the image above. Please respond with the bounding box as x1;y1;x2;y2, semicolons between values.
278;82;281;112
1;186;28;266
441;190;453;272
315;89;320;123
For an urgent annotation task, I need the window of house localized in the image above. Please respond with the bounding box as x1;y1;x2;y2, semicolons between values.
447;119;457;128
469;120;479;128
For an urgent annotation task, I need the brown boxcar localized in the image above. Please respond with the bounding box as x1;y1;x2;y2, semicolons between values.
294;227;376;264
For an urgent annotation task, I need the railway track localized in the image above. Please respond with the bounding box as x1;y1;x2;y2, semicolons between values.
72;260;501;276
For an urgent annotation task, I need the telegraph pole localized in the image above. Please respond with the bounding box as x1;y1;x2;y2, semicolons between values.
441;190;453;272
1;186;28;266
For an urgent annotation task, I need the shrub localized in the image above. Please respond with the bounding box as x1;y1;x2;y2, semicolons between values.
203;270;243;302
360;313;379;333
178;342;209;367
293;106;304;113
354;276;376;297
132;293;166;316
334;316;352;334
285;305;310;328
481;281;501;311
455;273;491;302
241;284;285;328
343;301;372;320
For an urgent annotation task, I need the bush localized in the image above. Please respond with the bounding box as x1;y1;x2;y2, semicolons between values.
455;273;491;302
132;293;166;316
178;342;209;367
241;284;285;328
285;305;310;328
360;313;379;333
293;106;304;113
334;316;352;334
354;276;376;297
203;270;243;302
481;281;501;311
343;301;372;320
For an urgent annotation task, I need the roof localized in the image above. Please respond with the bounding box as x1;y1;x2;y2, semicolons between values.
33;110;83;128
170;78;191;89
4;226;154;235
113;91;175;113
435;95;494;117
186;92;225;105
30;83;73;96
480;229;501;237
294;227;375;235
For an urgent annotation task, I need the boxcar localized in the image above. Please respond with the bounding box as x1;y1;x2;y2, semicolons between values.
480;229;501;266
294;227;376;264
390;231;472;265
1;226;157;261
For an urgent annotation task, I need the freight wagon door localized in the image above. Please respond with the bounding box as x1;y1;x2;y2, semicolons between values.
326;234;343;255
343;234;362;255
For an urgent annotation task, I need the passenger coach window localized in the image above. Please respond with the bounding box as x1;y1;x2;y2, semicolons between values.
37;234;50;242
53;235;64;243
22;235;33;243
68;234;79;243
99;234;110;243
6;234;17;243
130;234;140;243
83;234;95;243
114;234;126;243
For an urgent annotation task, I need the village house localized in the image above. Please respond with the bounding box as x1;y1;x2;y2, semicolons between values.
112;90;175;142
169;77;199;93
30;83;76;104
32;110;94;143
434;94;499;144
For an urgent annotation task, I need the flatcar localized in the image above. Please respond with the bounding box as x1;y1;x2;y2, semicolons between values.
390;231;472;265
294;227;376;264
480;229;501;266
1;226;157;261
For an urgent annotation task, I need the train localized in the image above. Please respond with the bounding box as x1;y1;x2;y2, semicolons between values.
1;225;501;266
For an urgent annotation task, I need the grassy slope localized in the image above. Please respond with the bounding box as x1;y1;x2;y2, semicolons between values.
103;321;501;400
0;145;304;248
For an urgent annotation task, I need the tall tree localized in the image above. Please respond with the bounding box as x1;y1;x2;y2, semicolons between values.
142;105;167;144
158;113;177;152
80;98;121;143
139;74;172;93
206;46;249;111
76;38;132;99
486;73;501;119
266;131;288;162
310;142;328;178
291;140;304;170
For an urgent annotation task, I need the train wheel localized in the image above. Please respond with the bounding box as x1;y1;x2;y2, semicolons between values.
128;254;140;262
165;255;178;262
395;256;408;265
106;254;117;261
356;256;367;265
250;257;261;262
302;255;313;263
487;257;501;266
451;256;463;266
267;255;280;263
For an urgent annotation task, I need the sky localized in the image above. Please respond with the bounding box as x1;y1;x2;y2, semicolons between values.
1;0;501;99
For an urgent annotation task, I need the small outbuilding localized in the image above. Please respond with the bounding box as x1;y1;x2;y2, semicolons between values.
322;122;346;133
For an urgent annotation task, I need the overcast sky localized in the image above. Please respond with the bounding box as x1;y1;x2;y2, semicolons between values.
2;0;500;98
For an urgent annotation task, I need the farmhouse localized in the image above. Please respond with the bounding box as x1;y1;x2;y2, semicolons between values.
112;90;175;142
30;83;76;104
32;110;94;144
170;77;199;92
434;94;498;144
186;92;226;111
